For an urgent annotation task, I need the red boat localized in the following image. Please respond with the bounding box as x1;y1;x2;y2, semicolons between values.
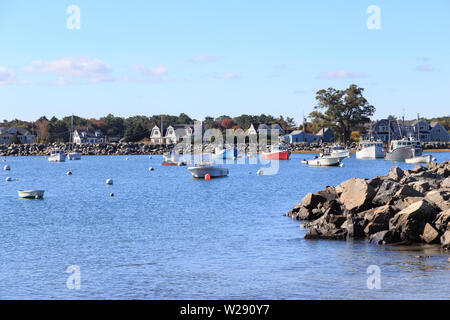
261;146;290;160
161;161;186;166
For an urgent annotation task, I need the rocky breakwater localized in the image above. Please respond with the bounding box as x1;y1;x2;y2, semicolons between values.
0;143;174;156
286;161;450;249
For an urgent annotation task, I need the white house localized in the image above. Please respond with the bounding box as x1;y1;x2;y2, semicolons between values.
164;124;194;145
150;125;165;144
73;129;104;144
246;123;258;135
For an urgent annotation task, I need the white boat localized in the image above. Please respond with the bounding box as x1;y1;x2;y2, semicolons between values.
306;156;341;167
405;154;433;164
328;145;350;159
356;140;384;159
48;149;66;162
68;152;81;160
18;190;45;199
187;162;229;178
385;137;422;161
306;149;342;167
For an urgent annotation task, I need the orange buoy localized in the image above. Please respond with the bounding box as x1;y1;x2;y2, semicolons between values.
205;174;211;181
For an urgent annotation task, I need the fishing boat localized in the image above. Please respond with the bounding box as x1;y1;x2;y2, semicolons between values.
385;137;422;161
261;145;290;160
405;154;433;164
212;147;238;160
48;148;66;162
187;162;229;178
356;140;384;159
328;144;350;158
18;190;45;199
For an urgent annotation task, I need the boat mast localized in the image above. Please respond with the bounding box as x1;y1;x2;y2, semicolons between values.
388;119;391;152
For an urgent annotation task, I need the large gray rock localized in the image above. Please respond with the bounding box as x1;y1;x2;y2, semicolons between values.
339;178;376;213
425;190;450;211
344;216;366;239
441;231;450;249
372;180;402;206
433;208;450;233
301;193;326;209
304;226;347;240
441;177;450;189
389;200;438;243
394;185;424;198
316;186;338;202
369;230;400;245
392;196;424;212
422;223;440;244
408;180;430;194
387;166;404;181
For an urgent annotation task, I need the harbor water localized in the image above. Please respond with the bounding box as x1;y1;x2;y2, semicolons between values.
1;152;449;299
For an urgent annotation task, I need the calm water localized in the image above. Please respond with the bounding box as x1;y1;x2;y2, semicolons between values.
1;152;449;300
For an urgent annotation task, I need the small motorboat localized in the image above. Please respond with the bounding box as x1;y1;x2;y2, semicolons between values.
18;190;45;199
48;148;66;162
162;160;187;166
187;162;229;178
306;149;342;167
261;145;290;160
405;154;433;164
68;152;81;160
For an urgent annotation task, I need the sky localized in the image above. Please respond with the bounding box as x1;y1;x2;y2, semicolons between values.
0;0;449;124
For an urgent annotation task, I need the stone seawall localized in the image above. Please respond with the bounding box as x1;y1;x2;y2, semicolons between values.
286;161;450;248
1;141;449;157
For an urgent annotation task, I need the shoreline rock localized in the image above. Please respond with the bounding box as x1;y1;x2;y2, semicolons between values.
286;161;450;248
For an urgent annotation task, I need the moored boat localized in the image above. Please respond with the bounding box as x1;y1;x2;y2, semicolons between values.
385;137;422;161
405;154;433;164
187;162;229;178
18;190;45;199
356;140;384;159
261;145;290;160
68;152;81;160
48;149;66;162
328;144;350;158
212;147;238;160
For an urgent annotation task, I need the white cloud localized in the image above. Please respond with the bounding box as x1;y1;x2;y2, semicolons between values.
189;56;222;62
24;57;113;83
0;66;16;85
317;70;365;79
130;64;170;82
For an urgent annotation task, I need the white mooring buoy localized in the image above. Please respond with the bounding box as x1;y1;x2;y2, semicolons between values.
257;169;264;175
4;165;11;171
106;178;114;185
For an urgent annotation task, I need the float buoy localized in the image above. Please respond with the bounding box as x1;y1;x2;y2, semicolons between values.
257;169;263;175
205;174;211;181
4;165;11;171
110;193;115;197
66;171;72;175
106;178;113;185
149;167;154;171
5;177;12;182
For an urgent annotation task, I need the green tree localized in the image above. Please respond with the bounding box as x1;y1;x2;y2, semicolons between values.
309;84;375;142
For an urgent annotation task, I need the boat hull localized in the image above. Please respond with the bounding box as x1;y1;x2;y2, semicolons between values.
18;190;45;199
187;166;229;178
162;161;186;166
48;153;66;162
356;145;384;159
306;157;341;167
405;155;432;164
261;151;290;160
385;147;422;161
68;153;81;160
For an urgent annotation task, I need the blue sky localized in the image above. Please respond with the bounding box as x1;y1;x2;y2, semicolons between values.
0;0;449;124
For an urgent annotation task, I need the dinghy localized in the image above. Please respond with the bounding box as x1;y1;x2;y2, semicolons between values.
18;190;45;199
